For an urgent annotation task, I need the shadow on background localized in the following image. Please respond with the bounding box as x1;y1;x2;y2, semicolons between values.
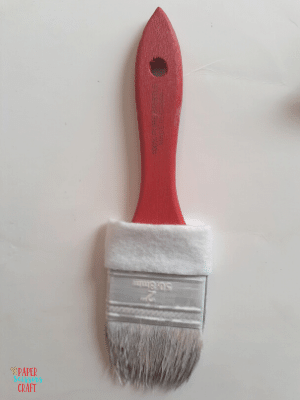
89;225;111;373
121;29;143;222
281;89;300;128
90;29;143;382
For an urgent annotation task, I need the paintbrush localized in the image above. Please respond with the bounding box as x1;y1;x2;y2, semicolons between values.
105;7;212;389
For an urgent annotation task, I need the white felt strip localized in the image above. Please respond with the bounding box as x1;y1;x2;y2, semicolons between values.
105;220;212;275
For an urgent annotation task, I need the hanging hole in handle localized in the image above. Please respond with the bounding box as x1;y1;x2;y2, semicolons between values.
150;57;167;77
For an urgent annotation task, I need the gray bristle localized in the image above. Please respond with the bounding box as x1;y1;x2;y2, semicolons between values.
105;321;202;390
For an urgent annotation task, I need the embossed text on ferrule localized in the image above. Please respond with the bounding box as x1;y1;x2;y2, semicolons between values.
132;280;172;291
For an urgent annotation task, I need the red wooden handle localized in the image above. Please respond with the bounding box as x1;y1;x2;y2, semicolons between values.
132;7;185;225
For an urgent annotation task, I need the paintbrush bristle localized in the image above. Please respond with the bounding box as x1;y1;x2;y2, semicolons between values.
106;321;202;390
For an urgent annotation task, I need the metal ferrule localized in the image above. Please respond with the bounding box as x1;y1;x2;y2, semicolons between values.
107;269;207;330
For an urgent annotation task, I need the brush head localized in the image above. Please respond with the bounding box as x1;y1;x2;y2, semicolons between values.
106;322;202;390
104;220;212;390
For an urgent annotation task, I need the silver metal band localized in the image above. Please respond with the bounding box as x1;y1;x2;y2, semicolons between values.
107;269;207;330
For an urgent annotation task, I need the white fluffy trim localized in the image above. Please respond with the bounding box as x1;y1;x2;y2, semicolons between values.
105;220;212;275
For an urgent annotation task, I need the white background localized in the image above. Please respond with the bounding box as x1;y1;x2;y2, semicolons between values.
1;0;300;399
